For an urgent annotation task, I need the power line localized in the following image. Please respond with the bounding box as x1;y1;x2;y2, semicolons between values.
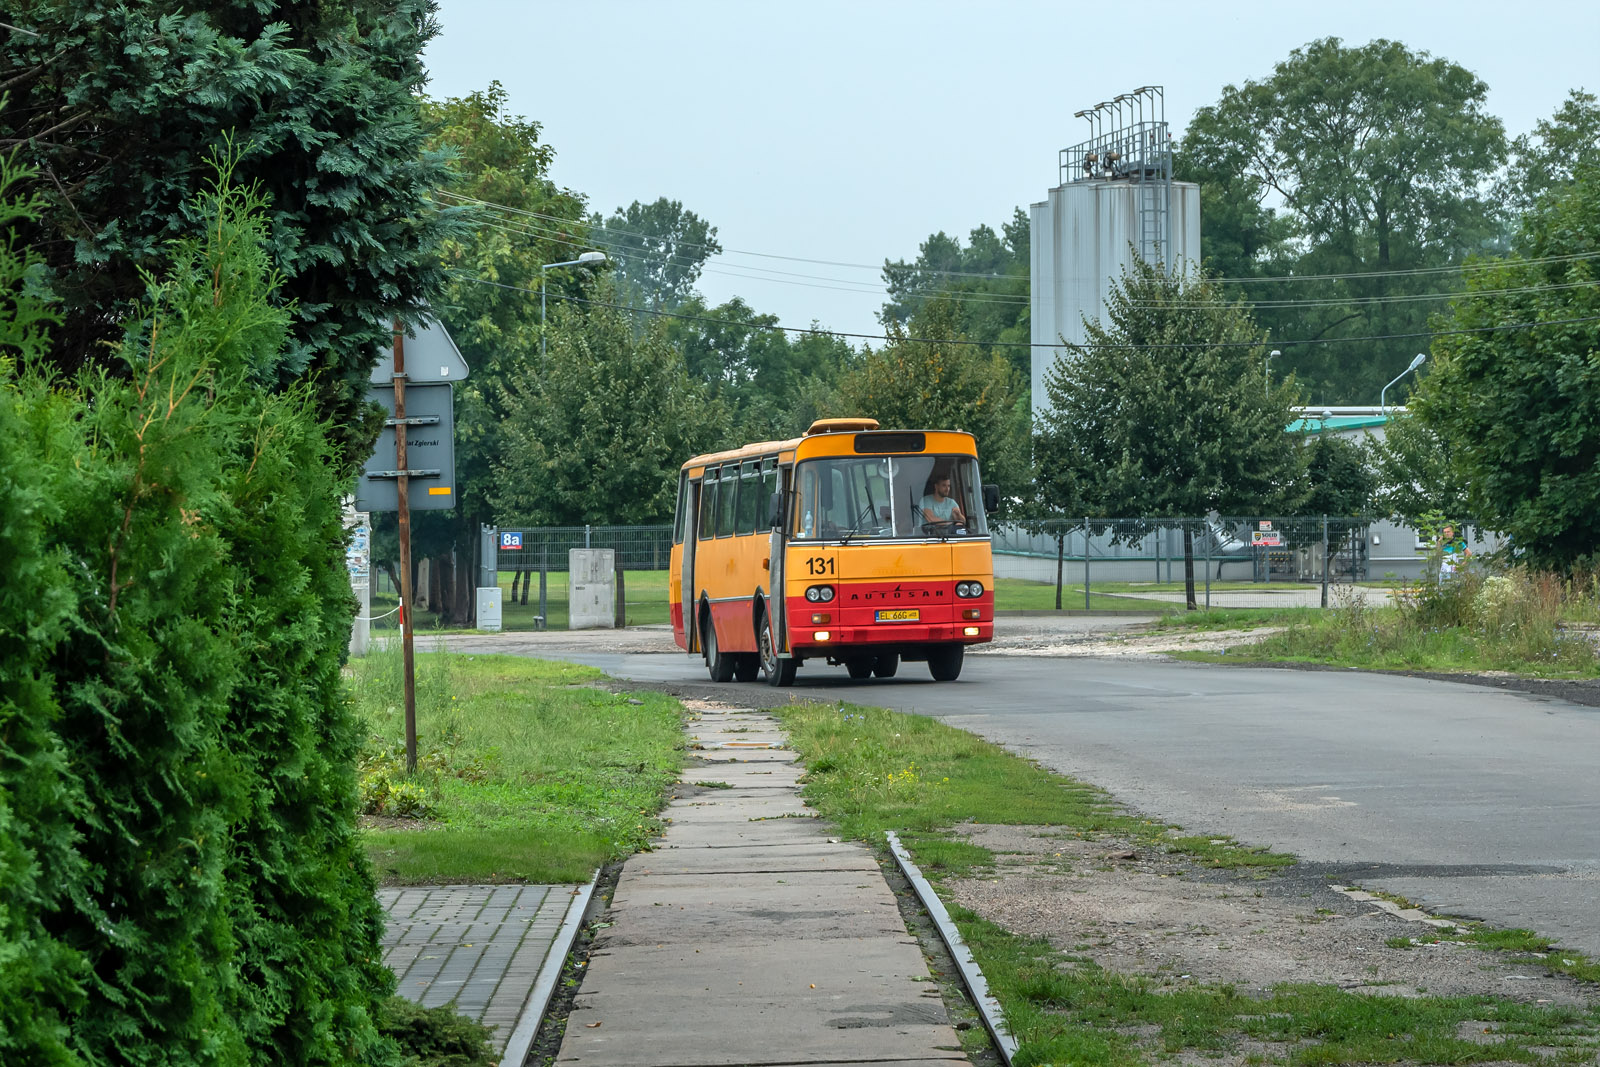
465;214;1032;308
468;212;1591;315
436;187;1600;287
454;271;1600;352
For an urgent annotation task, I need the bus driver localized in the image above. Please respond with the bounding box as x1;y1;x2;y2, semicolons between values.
919;474;966;529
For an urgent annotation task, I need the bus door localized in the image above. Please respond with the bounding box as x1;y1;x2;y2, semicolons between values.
683;473;703;653
765;459;787;654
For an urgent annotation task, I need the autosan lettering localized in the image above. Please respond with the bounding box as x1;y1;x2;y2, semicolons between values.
848;586;945;602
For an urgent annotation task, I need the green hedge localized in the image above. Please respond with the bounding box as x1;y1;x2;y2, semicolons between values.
0;159;399;1062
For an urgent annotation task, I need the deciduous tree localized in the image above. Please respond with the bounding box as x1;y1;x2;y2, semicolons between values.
1411;164;1600;569
1178;37;1507;404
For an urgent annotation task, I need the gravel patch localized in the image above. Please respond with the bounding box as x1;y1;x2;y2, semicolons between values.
944;823;1594;1005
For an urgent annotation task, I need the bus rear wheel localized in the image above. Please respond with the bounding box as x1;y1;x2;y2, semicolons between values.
733;655;759;683
927;644;964;681
873;653;899;678
759;613;796;687
845;658;874;680
704;616;735;682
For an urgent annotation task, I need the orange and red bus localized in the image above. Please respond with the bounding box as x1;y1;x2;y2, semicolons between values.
669;418;997;686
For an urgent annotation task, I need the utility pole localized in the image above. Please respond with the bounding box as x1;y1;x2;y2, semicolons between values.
393;322;418;773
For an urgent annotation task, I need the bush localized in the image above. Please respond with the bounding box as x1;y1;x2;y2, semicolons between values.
0;156;402;1063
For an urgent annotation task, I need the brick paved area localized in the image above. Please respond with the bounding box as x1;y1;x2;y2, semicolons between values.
380;883;571;1052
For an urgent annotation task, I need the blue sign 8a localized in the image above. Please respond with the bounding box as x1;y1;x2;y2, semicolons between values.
500;531;523;549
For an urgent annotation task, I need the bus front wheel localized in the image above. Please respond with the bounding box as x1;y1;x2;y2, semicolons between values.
927;644;964;682
704;615;735;682
759;613;796;687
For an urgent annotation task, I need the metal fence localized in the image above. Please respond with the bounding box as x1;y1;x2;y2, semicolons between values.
491;525;674;573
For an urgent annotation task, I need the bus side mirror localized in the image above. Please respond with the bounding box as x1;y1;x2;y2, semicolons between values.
768;491;785;529
983;484;1000;514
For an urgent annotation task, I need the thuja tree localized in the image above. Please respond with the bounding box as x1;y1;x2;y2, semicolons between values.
1034;258;1304;608
0;159;399;1063
1;0;454;465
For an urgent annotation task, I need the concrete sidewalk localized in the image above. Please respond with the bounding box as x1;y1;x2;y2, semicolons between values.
556;705;967;1067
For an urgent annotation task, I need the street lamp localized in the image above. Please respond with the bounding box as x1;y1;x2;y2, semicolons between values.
1266;349;1280;399
1380;353;1427;416
541;251;608;356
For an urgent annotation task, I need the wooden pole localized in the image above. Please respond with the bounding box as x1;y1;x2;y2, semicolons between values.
394;321;417;774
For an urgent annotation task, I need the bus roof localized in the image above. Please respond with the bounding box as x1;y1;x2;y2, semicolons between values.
681;424;978;471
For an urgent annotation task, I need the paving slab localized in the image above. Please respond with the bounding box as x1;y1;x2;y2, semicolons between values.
603;871;910;945
630;842;881;876
562;940;963;1067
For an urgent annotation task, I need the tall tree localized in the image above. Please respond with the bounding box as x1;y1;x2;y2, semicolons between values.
490;282;720;526
664;296;859;442
880;211;1031;383
1178;37;1507;404
2;0;457;463
395;83;593;622
836;296;1027;506
1034;259;1303;608
1495;89;1600;217
1411;164;1600;569
589;197;720;309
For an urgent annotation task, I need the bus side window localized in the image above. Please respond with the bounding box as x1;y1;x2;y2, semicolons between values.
736;459;761;535
758;458;778;532
672;469;688;544
698;467;719;540
716;464;739;537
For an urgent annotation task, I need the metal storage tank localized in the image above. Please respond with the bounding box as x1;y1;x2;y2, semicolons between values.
1030;88;1202;419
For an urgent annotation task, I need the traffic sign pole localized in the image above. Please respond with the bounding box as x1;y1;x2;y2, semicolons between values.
394;322;418;775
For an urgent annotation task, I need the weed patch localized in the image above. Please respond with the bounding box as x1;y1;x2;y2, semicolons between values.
349;648;685;882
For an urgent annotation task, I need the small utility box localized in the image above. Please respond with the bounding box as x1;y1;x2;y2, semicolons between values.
569;549;616;630
476;587;503;632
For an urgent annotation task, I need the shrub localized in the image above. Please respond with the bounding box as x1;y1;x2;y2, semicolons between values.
0;155;403;1063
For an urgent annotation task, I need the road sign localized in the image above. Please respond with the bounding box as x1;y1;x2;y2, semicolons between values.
369;317;470;384
500;531;524;550
1251;530;1283;547
355;382;457;511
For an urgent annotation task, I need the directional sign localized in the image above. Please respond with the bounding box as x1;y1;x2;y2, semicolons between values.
355;383;457;511
369;316;470;385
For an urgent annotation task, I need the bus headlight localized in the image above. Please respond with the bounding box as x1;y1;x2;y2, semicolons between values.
806;585;835;603
955;581;984;598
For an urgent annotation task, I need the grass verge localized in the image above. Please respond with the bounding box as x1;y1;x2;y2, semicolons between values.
348;647;684;883
772;697;1599;1066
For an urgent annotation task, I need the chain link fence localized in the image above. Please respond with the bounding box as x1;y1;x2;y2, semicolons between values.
373;517;1490;631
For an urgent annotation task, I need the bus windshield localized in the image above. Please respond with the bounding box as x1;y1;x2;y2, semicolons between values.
792;455;987;541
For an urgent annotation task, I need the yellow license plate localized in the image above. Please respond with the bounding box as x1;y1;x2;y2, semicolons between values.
875;609;919;622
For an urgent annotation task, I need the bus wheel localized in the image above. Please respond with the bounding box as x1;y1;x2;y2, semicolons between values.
873;653;899;679
759;613;796;687
927;644;964;681
734;655;759;683
845;658;873;680
705;617;735;682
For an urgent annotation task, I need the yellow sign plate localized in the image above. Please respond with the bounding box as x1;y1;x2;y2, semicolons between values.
875;609;920;622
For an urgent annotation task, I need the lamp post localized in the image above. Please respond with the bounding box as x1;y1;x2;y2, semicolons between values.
541;251;608;356
1380;353;1427;416
1266;349;1280;399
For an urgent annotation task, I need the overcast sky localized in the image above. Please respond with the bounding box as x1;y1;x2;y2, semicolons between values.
422;0;1598;339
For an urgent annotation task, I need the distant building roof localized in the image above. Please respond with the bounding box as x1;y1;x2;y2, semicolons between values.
1287;406;1402;434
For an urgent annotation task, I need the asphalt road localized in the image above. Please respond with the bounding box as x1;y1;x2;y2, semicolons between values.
443;634;1600;956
